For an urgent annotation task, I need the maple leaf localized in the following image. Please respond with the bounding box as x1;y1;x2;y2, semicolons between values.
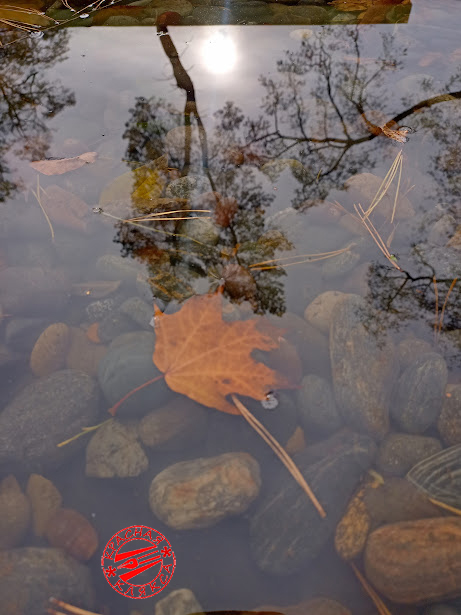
105;291;325;518
152;292;292;415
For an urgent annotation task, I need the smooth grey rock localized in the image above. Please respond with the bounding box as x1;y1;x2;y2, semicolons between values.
249;431;376;575
269;311;330;377
0;370;99;472
0;547;95;615
321;249;360;279
149;452;261;529
428;214;457;246
330;295;397;439
86;419;148;478
297;374;343;435
95;254;142;282
376;433;443;477
155;588;203;615
391;353;447;434
120;296;154;330
177;217;221;246
97;311;137;343
438;384;461;446
98;332;171;416
138;397;207;451
397;336;434;369
0;267;70;315
412;245;461;279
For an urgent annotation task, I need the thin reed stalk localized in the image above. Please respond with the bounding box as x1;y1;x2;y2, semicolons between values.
351;563;393;615
231;394;326;518
354;203;402;270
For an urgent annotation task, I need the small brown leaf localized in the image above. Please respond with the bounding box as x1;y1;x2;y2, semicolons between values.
30;152;97;176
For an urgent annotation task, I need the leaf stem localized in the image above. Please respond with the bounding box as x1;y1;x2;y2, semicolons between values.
108;373;164;416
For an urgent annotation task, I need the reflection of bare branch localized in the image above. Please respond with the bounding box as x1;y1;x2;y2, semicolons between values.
157;24;216;191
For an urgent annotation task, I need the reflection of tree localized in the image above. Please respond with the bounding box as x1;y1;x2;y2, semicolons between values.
0;28;75;201
118;25;461;323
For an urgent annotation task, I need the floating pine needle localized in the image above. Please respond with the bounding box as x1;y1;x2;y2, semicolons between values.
231;394;326;518
363;149;403;220
354;203;402;271
351;563;393;615
48;597;101;615
127;209;212;222
31;175;55;243
249;246;352;271
99;210;210;248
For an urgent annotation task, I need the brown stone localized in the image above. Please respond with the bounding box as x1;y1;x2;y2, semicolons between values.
26;474;62;537
30;323;70;377
364;517;461;604
45;508;98;562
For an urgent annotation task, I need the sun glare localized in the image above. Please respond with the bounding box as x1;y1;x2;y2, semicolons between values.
201;30;237;75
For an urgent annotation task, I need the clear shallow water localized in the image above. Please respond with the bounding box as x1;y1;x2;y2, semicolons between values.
1;2;461;615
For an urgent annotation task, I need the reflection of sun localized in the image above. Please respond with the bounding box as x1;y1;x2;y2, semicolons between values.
201;30;237;75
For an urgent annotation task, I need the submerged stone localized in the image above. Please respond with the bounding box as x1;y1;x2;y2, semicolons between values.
249;431;376;575
330;294;397;439
149;452;261;529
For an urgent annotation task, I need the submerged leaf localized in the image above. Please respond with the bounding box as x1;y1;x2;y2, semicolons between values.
30;152;97;175
153;292;294;415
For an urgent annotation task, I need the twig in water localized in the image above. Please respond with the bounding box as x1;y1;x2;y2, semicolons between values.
351;563;393;615
231;394;326;518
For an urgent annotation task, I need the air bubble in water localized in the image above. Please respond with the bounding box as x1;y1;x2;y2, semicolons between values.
79;13;90;18
92;206;103;214
30;31;44;39
261;391;278;410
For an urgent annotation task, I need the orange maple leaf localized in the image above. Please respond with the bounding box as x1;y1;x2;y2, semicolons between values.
152;291;292;415
107;291;325;517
